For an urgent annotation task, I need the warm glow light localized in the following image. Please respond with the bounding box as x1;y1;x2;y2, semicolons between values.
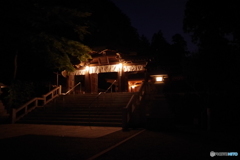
156;77;163;82
131;85;136;89
85;66;89;71
117;63;123;69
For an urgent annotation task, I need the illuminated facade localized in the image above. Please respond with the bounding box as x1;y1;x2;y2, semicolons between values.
66;49;147;93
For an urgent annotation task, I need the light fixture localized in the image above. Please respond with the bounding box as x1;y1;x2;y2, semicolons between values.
156;76;163;82
117;63;123;69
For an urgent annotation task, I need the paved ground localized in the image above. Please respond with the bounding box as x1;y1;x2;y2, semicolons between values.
0;124;122;139
96;128;240;160
0;124;142;160
0;124;239;160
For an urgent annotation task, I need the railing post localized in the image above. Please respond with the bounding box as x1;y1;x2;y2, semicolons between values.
43;95;46;105
12;108;16;124
35;99;38;107
59;85;62;95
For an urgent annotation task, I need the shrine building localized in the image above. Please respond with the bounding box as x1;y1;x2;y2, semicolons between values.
66;49;148;93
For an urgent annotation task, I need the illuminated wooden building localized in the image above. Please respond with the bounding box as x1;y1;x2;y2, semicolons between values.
66;49;148;93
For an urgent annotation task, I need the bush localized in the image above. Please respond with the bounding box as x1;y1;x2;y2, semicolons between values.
7;80;35;108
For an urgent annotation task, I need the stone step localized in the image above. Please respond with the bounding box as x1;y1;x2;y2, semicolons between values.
27;111;122;116
18;106;123;126
21;114;122;118
58;98;132;104
33;107;122;112
17;92;133;127
19;117;122;122
18;111;122;126
17;120;122;127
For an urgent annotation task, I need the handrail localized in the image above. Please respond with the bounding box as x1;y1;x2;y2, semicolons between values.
11;85;62;123
122;81;146;130
87;80;116;108
62;82;81;95
104;80;117;93
87;80;116;125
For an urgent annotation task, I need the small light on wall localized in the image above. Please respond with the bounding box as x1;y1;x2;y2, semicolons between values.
156;76;163;82
150;74;168;84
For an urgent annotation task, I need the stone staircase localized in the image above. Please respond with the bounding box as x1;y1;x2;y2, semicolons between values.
17;92;134;127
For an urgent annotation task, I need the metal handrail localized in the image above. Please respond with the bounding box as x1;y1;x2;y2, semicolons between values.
62;82;81;95
104;80;117;93
88;80;116;108
87;80;116;125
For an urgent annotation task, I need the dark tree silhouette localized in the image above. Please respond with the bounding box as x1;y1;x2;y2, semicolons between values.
81;0;140;53
184;0;240;49
0;0;92;82
151;30;171;66
183;0;240;93
138;35;151;56
169;34;188;74
0;0;93;107
183;0;240;129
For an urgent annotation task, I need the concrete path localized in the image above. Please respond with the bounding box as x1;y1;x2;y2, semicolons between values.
0;124;122;139
95;129;240;160
0;124;142;160
0;124;239;160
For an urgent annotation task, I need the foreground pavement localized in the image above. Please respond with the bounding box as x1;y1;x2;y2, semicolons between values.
0;124;239;160
95;128;240;160
0;124;121;139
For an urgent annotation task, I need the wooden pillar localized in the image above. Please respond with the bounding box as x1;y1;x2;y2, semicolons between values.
117;73;121;92
117;67;128;92
67;74;75;94
84;73;98;93
90;73;98;94
123;72;129;92
84;72;91;93
117;65;122;92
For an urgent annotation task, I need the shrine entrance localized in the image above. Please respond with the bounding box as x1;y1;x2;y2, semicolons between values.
98;72;118;92
67;49;147;93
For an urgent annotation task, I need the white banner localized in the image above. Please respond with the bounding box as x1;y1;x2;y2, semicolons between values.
73;64;145;75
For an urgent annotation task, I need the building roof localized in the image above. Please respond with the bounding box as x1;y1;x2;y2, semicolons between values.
72;49;148;75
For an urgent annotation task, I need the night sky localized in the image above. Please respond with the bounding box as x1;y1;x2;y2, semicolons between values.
111;0;196;51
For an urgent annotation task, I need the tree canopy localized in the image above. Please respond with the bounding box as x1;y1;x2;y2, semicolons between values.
82;0;140;52
183;0;240;94
0;0;143;83
1;0;92;82
183;0;240;50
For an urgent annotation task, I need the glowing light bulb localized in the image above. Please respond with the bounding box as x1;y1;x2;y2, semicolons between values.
156;77;163;82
